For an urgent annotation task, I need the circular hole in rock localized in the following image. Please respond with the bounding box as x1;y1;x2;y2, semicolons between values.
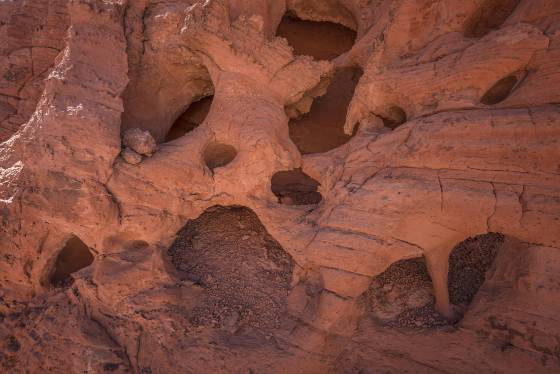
276;14;356;61
165;96;213;142
167;206;294;331
271;169;322;205
50;236;94;288
203;142;237;171
380;106;407;130
464;0;520;38
365;233;504;329
289;67;363;154
480;75;518;105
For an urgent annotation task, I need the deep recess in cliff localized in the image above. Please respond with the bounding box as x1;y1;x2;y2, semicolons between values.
0;0;559;373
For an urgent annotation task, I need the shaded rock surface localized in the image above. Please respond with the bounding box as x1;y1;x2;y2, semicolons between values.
0;0;559;373
168;206;294;331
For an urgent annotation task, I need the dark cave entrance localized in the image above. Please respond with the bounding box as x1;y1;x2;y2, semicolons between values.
271;169;323;205
289;67;363;154
480;72;525;105
365;233;504;328
50;236;94;287
464;0;520;38
167;205;294;332
165;95;214;142
276;14;356;61
380;106;408;130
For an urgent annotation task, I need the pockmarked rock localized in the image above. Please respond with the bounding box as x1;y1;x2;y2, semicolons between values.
0;0;559;373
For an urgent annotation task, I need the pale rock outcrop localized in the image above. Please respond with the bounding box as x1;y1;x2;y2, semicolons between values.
122;128;157;156
121;147;143;165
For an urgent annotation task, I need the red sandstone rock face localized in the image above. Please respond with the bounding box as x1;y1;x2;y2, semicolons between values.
0;0;559;372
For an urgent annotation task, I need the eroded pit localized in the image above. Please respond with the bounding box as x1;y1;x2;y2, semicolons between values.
203;142;237;171
165;96;213;142
480;75;519;105
49;236;94;287
167;206;294;331
464;0;520;38
276;14;356;61
271;169;322;205
289;67;362;154
380;106;407;130
365;233;504;328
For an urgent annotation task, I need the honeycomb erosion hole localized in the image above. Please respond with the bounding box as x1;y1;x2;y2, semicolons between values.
167;206;294;331
271;169;323;205
464;0;521;38
165;96;213;142
289;67;362;154
276;14;356;60
366;233;504;329
480;75;519;105
203;142;237;170
49;236;94;287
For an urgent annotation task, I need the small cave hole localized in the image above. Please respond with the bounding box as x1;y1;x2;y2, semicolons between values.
276;14;357;61
365;233;504;329
50;236;94;288
464;0;521;38
480;75;518;105
271;169;322;205
289;67;363;154
167;205;294;331
380;106;407;130
203;142;237;171
165;96;213;142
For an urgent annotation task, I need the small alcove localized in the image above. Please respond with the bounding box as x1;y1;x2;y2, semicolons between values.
49;236;94;287
464;0;520;38
480;74;522;105
366;233;504;328
165;96;214;142
203;142;238;171
271;169;323;205
289;67;363;154
276;14;356;61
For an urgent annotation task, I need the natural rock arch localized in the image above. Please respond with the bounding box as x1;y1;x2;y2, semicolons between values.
366;233;505;327
288;67;363;154
276;13;356;61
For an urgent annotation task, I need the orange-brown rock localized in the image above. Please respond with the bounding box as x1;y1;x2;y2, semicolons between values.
0;0;559;372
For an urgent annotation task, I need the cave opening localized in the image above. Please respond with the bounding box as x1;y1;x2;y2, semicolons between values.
271;169;322;205
464;0;520;38
49;236;94;288
480;75;519;105
276;14;356;61
165;95;214;142
380;106;408;130
167;205;294;331
365;233;504;328
203;142;237;171
289;67;363;154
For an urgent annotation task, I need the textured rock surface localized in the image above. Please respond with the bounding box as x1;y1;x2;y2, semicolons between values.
0;0;559;372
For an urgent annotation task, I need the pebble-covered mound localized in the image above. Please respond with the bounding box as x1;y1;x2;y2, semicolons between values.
168;206;294;332
449;233;504;306
366;233;504;328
